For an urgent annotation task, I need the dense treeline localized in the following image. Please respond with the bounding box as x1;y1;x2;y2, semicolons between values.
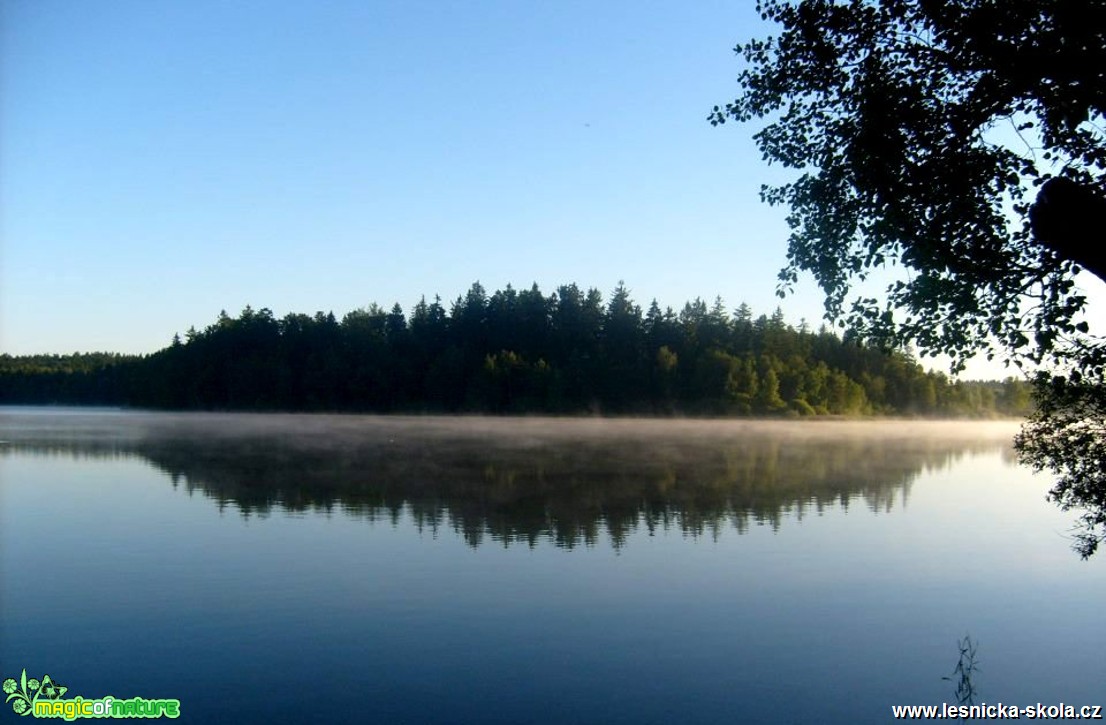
0;352;138;405
0;281;1032;416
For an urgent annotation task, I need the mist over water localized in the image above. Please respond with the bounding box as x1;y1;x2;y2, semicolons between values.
2;410;1100;724
1;411;1017;548
0;407;1023;445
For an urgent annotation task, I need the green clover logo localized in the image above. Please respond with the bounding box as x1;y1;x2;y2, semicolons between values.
37;675;66;701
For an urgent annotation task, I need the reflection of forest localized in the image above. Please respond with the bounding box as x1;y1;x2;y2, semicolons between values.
2;415;1013;549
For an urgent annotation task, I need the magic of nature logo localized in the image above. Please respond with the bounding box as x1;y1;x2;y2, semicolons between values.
3;670;179;720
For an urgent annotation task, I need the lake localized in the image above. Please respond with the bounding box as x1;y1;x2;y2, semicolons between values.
1;409;1103;723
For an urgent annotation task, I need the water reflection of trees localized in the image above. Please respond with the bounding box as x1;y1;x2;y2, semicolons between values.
2;416;1012;549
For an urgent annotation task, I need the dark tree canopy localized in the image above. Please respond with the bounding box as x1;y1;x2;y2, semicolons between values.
711;0;1105;369
713;0;1106;555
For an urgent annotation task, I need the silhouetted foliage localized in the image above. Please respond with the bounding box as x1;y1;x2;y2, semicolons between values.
1017;373;1106;556
943;636;980;707
712;0;1106;554
0;282;1031;418
711;0;1104;369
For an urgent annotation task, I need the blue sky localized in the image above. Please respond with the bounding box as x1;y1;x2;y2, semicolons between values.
3;1;1100;378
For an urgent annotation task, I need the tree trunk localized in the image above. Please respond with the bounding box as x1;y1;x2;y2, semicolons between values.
1030;178;1106;284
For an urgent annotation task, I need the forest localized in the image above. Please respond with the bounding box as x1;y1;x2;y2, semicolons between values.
0;281;1031;417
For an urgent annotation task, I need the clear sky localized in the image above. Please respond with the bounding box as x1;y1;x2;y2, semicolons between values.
2;0;1101;378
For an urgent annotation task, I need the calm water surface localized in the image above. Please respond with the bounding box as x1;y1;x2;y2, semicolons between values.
1;410;1103;723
